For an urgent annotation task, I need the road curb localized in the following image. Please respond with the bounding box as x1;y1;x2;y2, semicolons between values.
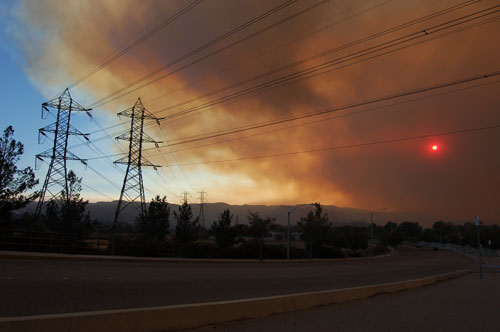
0;269;468;332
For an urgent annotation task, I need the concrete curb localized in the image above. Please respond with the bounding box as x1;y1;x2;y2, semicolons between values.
0;269;468;332
0;248;397;264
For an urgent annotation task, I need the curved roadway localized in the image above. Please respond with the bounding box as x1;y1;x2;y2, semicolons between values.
0;246;473;317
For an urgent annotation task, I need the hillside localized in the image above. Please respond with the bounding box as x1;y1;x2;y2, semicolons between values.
16;201;445;228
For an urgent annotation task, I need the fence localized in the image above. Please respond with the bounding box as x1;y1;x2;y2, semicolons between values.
0;229;111;255
411;241;499;257
0;229;177;257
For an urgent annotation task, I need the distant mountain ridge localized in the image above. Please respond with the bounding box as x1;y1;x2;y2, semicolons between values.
17;201;447;227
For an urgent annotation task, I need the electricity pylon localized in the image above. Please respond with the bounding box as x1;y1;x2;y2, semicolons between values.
180;191;191;205
34;88;92;220
111;98;160;254
198;190;207;228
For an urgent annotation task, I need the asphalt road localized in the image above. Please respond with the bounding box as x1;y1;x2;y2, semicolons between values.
0;247;473;317
185;272;500;332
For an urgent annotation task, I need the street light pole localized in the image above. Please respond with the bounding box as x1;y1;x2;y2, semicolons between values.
475;216;483;280
370;212;374;241
287;211;291;260
370;207;387;241
287;203;314;260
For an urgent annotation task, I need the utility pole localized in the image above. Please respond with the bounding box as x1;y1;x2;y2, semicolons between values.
198;190;207;228
34;89;92;222
111;98;160;254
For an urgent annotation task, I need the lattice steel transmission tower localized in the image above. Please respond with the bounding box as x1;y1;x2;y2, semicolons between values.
112;98;160;252
34;88;92;219
180;191;191;205
198;190;207;228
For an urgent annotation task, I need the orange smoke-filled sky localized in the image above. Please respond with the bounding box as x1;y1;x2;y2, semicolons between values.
4;0;500;222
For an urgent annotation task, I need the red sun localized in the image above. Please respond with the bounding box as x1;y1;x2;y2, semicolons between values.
431;144;439;151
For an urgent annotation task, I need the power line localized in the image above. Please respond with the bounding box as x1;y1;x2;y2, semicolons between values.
93;0;328;108
155;125;195;192
81;183;116;202
150;128;193;194
140;0;394;108
62;119;161;201
129;2;499;137
157;11;500;129
84;69;500;161
65;110;182;200
85;163;122;191
171;124;500;167
149;0;480;117
78;0;390;136
88;0;302;108
36;157;117;203
68;1;324;153
75;5;500;167
139;78;500;158
153;5;500;121
80;0;483;137
74;105;166;203
149;168;182;200
67;0;203;89
80;9;498;156
33;99;133;196
158;70;500;147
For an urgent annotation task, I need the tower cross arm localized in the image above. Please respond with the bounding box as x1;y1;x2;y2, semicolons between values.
43;88;91;114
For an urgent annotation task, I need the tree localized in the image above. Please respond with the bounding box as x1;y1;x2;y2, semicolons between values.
137;195;170;242
432;220;460;244
382;221;398;233
397;221;423;241
378;221;402;247
422;228;437;243
211;209;236;249
333;225;369;250
297;203;332;258
433;221;446;243
248;211;275;260
44;170;92;238
174;201;200;244
0;126;38;227
234;223;251;238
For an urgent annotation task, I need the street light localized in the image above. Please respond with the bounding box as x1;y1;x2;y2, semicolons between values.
475;216;482;280
287;203;315;260
370;207;387;241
